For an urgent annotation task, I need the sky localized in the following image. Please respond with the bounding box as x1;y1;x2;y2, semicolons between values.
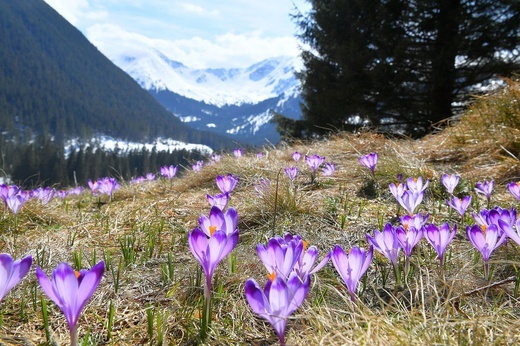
43;0;312;69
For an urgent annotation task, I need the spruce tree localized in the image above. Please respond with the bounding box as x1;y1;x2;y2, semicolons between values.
292;0;520;137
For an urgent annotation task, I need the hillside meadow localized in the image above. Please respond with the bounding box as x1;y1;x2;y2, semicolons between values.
0;78;519;345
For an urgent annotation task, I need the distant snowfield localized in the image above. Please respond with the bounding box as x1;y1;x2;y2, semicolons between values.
65;137;213;155
101;42;301;107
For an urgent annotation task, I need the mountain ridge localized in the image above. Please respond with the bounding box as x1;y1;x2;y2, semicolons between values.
0;0;235;150
115;49;302;107
95;40;304;145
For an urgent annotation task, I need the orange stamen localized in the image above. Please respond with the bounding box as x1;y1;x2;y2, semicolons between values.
302;240;309;251
209;225;217;236
267;272;276;282
74;270;81;279
480;225;487;235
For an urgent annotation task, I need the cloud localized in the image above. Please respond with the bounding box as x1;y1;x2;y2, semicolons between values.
176;2;219;17
44;0;90;25
46;0;310;68
87;24;301;69
44;0;108;26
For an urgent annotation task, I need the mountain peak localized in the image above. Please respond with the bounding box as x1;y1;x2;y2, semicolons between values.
111;47;301;106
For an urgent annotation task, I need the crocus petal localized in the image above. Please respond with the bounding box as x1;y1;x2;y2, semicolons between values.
51;263;80;326
188;228;210;266
310;251;331;275
0;254;32;301
268;276;290;314
224;208;239;235
216;229;239;263
244;279;269;316
74;261;105;321
466;225;486;253
499;219;520;246
206;231;228;276
36;267;62;308
286;272;311;315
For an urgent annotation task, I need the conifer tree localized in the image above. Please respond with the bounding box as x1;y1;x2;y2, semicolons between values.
291;0;520;137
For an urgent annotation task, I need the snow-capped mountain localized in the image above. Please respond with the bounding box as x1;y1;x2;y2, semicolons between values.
117;50;301;107
103;46;303;145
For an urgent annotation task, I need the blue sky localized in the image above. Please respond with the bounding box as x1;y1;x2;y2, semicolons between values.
44;0;311;68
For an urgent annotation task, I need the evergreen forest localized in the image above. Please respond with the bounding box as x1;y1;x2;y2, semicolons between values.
0;134;206;188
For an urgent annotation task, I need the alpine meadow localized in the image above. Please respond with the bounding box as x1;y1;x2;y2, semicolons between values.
0;79;519;345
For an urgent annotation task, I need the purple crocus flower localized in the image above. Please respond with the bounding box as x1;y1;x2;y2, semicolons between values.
233;148;243;158
160;165;178;180
145;173;156;181
0;254;32;302
292;151;301;162
441;173;460;195
256;152;264;159
405;177;429;194
466;224;506;279
0;184;20;201
192;161;204;172
446;195;472;217
358;152;378;177
473;206;516;230
206;193;229;211
330;245;373;301
366;224;401;267
475;180;494;205
305;154;325;172
69;187;84;196
256;236;303;280
281;233;330;279
395;224;423;279
398;190;425;215
507;181;520;200
32;187;56;205
424;223;456;266
395;225;423;258
5;194;27;215
216;173;239;194
321;162;336;176
305;154;326;183
97;178;120;198
198;206;238;237
211;154;222;163
245;272;310;346
130;176;146;184
36;261;105;345
87;179;98;194
284;167;299;181
399;213;429;230
188;227;238;291
389;182;406;202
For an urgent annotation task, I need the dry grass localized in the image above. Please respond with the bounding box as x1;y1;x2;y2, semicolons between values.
1;79;520;345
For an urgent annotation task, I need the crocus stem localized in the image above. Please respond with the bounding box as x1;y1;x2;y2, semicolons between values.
70;325;78;346
277;331;286;346
393;262;401;287
485;262;490;281
404;257;410;284
201;280;212;341
439;256;446;281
